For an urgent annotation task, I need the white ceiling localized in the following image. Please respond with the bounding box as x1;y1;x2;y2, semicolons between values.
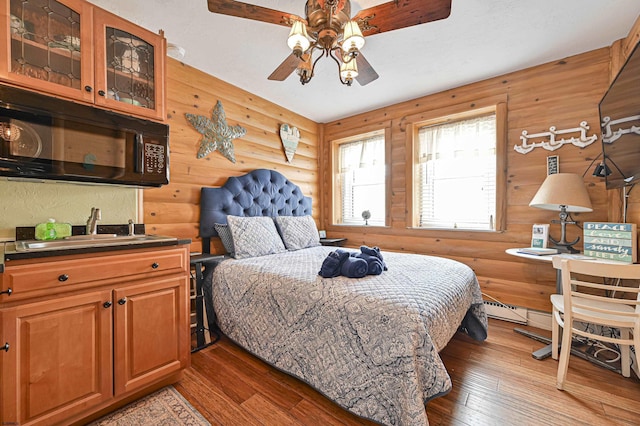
87;0;640;123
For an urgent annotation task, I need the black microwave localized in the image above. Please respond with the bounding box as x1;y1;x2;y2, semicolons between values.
0;85;169;187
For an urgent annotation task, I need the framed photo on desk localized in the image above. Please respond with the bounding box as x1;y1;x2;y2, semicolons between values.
531;224;549;248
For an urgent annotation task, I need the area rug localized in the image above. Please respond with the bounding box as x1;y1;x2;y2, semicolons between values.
87;386;210;426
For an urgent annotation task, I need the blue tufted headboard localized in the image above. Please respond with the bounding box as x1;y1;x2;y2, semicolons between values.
200;169;313;253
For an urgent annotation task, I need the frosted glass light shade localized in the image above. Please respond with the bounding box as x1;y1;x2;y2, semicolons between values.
529;173;593;212
287;21;310;53
342;21;365;52
340;58;358;80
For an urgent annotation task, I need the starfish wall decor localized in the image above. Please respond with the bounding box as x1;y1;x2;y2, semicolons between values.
185;100;246;163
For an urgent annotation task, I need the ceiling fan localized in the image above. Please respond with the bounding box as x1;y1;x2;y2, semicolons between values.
207;0;452;86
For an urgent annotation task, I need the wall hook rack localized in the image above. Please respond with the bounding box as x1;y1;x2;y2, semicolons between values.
514;121;598;154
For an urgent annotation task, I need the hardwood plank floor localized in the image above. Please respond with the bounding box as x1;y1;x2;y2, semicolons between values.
177;319;640;425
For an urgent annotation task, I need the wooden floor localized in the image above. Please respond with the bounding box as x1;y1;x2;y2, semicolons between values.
176;319;640;425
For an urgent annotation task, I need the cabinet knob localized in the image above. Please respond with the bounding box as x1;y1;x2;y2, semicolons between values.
84;85;92;92
58;274;69;282
103;301;112;308
118;297;127;305
1;342;8;352
0;288;12;296
98;90;106;97
151;262;159;269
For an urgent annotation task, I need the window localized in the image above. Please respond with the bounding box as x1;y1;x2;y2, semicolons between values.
334;131;386;226
415;112;497;230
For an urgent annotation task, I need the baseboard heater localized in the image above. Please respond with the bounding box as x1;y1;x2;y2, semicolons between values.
483;301;528;324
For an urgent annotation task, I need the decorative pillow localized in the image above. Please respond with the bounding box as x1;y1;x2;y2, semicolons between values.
213;223;235;256
226;215;286;259
274;215;321;251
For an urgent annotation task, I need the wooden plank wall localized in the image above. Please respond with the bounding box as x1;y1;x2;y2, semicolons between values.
142;59;319;254
142;17;640;313
320;48;615;312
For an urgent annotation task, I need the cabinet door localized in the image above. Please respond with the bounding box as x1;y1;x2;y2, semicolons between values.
113;275;189;395
93;8;166;121
0;290;113;425
0;0;94;102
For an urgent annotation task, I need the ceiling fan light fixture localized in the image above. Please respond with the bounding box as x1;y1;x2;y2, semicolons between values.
342;20;364;53
287;20;310;56
339;58;358;85
297;53;313;84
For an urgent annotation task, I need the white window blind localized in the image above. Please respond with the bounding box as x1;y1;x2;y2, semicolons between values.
416;113;496;230
338;134;385;225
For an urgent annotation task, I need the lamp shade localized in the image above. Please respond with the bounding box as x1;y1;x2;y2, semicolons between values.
287;21;310;53
529;173;593;212
342;20;365;52
340;58;358;80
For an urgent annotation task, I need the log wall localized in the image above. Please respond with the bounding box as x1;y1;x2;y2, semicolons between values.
146;17;640;314
143;60;319;254
320;48;615;312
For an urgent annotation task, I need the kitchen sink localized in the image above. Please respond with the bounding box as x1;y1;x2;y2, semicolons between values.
14;234;178;252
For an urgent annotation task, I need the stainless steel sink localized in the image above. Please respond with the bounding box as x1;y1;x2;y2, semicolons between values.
14;235;178;252
63;234;119;240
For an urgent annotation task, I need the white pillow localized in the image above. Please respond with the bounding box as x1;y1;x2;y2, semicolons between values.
226;215;286;259
274;215;321;251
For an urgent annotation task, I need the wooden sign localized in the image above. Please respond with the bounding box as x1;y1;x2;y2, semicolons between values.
583;222;638;263
279;124;300;163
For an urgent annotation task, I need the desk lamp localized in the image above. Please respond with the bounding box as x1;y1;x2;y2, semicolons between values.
529;173;593;253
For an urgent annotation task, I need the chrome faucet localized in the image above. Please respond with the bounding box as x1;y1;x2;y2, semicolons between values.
86;207;101;235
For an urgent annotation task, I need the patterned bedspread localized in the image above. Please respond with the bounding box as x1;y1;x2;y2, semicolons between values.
207;246;487;425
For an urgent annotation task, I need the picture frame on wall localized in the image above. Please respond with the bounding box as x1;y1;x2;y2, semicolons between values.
547;155;559;175
531;224;549;248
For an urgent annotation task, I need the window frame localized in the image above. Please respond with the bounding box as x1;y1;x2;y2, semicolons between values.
407;100;507;232
331;128;391;227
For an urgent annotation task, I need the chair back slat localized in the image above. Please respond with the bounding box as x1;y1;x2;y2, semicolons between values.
555;257;640;333
550;256;640;388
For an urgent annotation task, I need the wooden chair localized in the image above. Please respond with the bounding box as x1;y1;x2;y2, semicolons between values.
550;257;640;390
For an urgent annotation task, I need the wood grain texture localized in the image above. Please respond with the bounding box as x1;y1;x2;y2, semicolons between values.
144;20;640;315
320;46;618;312
146;59;320;254
178;319;640;425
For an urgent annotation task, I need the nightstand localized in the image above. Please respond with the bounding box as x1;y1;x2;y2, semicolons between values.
190;253;225;352
320;238;347;247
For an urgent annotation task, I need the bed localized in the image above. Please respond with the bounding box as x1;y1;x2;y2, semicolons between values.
200;169;488;426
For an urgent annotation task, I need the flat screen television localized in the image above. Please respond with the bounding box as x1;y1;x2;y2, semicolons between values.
598;41;640;189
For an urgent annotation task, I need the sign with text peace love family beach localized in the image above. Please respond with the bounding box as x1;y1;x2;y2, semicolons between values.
583;222;637;263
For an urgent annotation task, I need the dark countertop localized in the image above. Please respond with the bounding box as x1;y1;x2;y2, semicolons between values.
1;238;191;271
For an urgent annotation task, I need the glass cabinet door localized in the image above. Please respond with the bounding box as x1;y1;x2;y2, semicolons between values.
104;28;156;111
93;8;166;121
4;0;93;101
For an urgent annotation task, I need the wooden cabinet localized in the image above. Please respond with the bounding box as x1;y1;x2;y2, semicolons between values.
0;0;166;121
114;276;188;395
0;290;113;425
0;244;189;425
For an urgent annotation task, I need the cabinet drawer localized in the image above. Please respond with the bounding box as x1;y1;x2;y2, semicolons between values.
2;247;188;300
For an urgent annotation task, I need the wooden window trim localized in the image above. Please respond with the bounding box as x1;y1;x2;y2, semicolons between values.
330;128;391;226
405;97;508;232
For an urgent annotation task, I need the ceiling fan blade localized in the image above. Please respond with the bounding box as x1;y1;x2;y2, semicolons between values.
355;54;379;86
268;53;301;81
354;0;452;36
207;0;303;27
